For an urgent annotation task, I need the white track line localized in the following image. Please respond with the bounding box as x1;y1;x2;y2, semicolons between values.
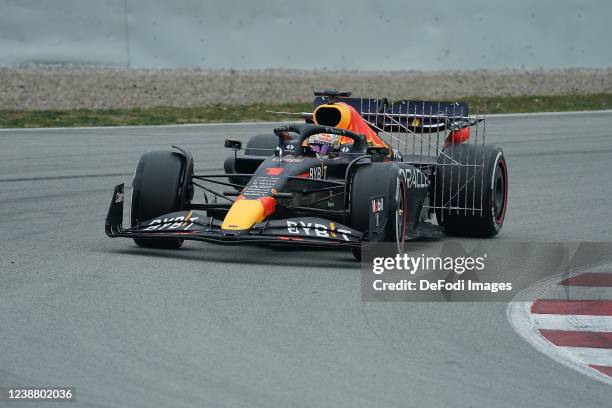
562;347;612;367
0;120;297;132
532;314;612;332
486;109;612;119
1;110;611;132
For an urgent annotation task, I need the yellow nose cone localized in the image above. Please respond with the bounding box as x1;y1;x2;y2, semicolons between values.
221;199;266;230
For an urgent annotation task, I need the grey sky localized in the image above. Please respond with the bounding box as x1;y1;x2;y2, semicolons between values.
0;0;610;70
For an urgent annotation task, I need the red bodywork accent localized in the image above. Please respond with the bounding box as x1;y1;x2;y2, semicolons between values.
266;167;283;176
446;127;470;145
257;196;277;218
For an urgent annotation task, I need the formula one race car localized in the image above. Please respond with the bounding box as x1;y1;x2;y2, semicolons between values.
105;90;508;260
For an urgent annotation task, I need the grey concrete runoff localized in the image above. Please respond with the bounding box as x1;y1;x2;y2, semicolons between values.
1;112;611;407
2;67;612;110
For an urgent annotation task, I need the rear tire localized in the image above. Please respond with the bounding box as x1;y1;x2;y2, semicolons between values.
435;144;508;237
131;150;192;248
349;163;408;260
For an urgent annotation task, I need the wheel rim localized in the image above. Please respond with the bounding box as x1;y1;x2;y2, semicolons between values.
395;179;407;251
493;159;507;224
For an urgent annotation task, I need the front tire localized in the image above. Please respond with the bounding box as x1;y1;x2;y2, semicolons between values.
349;163;408;260
131;150;192;248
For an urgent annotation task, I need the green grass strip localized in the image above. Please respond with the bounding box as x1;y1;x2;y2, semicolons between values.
2;94;612;128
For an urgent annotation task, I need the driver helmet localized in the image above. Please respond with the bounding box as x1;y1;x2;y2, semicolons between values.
307;133;340;156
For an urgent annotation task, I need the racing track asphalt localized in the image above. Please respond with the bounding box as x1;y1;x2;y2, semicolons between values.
1;112;612;407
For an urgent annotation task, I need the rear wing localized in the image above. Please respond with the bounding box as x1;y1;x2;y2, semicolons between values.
313;95;469;133
382;100;469;133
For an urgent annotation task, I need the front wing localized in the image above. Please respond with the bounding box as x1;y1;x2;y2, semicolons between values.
105;184;362;248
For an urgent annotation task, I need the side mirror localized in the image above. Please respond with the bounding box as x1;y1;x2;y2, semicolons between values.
224;139;242;151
